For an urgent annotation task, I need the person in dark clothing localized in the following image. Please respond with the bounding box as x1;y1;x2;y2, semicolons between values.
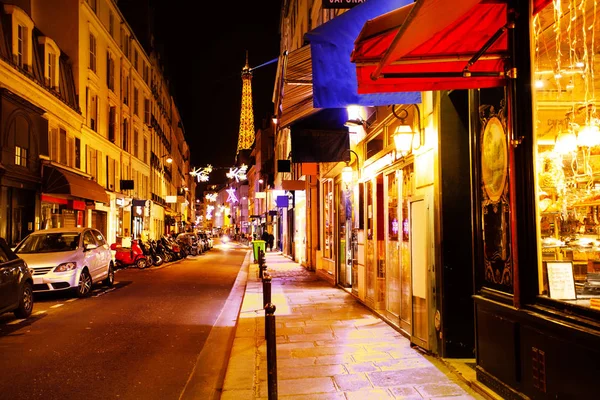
261;231;269;242
267;233;274;252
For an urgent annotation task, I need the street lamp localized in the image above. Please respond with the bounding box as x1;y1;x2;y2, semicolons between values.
342;149;360;186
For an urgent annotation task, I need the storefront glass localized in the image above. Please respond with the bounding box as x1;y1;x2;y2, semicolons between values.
400;164;414;330
534;1;600;310
323;179;334;260
386;170;400;317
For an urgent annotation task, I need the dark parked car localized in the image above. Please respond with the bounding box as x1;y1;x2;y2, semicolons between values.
0;237;34;319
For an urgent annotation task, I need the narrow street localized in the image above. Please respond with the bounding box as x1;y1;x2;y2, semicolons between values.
0;242;246;400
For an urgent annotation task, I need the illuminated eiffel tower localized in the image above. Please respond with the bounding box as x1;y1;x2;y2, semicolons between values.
236;51;256;155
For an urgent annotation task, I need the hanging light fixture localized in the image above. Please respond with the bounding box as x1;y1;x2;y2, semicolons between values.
554;129;577;154
393;125;414;155
392;104;422;156
578;124;600;147
341;165;353;184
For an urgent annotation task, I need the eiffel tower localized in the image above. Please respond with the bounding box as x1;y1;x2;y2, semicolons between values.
236;51;256;155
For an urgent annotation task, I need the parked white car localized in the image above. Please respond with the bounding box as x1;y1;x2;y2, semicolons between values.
14;227;114;297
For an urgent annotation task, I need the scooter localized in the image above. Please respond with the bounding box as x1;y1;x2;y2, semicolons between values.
110;240;148;269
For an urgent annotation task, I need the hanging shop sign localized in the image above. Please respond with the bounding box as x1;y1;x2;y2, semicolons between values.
323;0;365;9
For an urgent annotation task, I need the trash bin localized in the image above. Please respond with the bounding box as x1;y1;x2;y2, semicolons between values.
251;240;266;262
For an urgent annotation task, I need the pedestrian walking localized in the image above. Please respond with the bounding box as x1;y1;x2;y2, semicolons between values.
267;233;274;252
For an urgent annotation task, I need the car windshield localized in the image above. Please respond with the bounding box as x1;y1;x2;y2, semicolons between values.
16;233;81;253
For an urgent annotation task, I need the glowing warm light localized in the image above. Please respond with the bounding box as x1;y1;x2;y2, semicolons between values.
226;164;248;182
554;130;577;154
341;166;353;184
190;165;213;182
393;125;414;154
578;125;600;147
535;79;544;88
205;193;217;202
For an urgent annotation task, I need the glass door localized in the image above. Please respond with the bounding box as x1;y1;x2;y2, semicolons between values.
365;179;375;304
400;165;413;333
385;171;401;318
337;182;351;287
410;198;429;349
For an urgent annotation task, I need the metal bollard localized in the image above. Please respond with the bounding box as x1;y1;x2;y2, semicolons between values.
258;249;267;279
262;273;272;308
265;303;278;400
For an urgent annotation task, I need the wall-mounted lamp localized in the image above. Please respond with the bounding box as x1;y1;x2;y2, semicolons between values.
161;154;173;164
392;104;423;156
341;149;360;186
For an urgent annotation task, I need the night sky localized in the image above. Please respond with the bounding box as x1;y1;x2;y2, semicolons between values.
151;2;282;175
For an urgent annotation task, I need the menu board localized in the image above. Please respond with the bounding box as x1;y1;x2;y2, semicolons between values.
547;261;577;300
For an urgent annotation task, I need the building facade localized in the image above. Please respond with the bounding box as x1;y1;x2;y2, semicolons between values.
0;0;193;246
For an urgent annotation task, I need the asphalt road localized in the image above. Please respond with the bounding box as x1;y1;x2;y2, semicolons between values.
0;240;249;400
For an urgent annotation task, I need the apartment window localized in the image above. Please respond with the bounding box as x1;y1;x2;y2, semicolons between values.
123;74;129;105
75;137;81;169
144;98;150;125
143;138;148;164
134;87;139;116
87;0;97;13
15;146;27;167
89;33;97;72
120;29;129;56
59;128;67;164
133;129;139;158
143;63;149;83
87;88;98;131
108;106;116;143
87;145;98;180
106;156;115;191
108;12;114;37
17;25;25;68
49;128;58;161
122;118;129;151
134;49;138;70
107;52;115;91
47;50;57;87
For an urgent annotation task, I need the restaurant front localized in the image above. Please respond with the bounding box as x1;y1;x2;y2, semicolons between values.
349;0;600;398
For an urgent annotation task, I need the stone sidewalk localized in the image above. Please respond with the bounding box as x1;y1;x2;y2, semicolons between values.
220;250;485;400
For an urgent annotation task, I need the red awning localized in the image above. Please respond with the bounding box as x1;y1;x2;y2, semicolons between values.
351;0;543;93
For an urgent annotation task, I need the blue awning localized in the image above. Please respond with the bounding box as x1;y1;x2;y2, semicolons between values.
304;0;421;108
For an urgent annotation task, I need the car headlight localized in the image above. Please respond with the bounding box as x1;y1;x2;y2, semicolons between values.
54;262;77;272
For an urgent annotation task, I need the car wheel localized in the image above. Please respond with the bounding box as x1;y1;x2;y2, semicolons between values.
136;258;147;269
103;263;115;287
14;281;34;319
76;269;92;298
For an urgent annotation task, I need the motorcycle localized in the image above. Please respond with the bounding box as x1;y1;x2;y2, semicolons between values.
147;240;164;266
138;240;154;268
110;239;148;269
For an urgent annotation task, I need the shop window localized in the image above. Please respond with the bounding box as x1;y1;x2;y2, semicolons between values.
534;1;600;310
323;179;334;260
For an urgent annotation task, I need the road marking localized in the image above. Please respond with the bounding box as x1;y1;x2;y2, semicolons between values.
33;311;46;316
66;299;77;303
50;304;64;309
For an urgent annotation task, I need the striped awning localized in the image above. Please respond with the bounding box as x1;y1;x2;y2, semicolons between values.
279;45;318;128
